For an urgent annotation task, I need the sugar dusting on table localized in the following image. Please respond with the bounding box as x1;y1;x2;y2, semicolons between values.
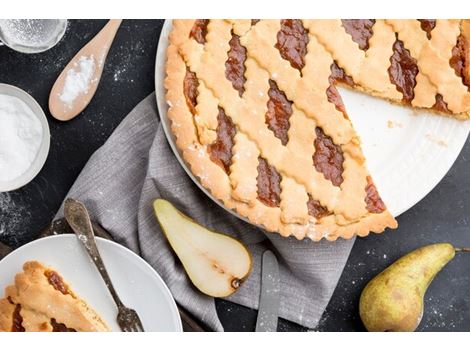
59;55;96;107
0;193;32;246
0;94;43;183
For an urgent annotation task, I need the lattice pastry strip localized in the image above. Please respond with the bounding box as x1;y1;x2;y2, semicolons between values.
240;20;356;145
310;19;470;117
305;19;402;100
194;79;219;145
385;19;458;109
166;40;234;205
230;133;260;205
387;19;470;114
280;177;310;226
164;19;470;240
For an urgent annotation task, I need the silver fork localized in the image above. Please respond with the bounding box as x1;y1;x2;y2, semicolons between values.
64;198;145;332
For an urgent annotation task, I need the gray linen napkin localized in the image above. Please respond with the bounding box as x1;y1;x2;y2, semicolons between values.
56;93;355;331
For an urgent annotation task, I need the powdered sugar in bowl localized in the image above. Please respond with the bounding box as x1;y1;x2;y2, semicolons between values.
0;20;67;54
0;84;50;192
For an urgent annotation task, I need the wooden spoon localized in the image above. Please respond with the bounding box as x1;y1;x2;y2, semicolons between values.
49;19;122;121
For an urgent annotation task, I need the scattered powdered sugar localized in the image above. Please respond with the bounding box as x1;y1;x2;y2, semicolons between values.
59;55;96;107
113;67;133;83
0;94;43;182
78;234;88;244
387;120;403;129
0;193;31;245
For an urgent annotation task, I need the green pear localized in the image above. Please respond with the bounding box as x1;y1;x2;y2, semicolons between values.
153;199;253;298
359;243;469;332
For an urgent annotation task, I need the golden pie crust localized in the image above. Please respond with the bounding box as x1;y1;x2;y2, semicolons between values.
165;20;470;241
0;261;109;332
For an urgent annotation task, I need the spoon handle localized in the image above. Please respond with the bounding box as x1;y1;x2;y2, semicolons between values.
97;19;122;50
64;198;125;309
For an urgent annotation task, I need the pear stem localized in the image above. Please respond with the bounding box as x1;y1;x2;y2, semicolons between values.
455;247;470;253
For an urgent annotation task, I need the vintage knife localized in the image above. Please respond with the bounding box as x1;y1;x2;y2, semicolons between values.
255;250;280;332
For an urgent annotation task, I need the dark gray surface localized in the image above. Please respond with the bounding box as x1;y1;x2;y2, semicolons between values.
0;19;469;332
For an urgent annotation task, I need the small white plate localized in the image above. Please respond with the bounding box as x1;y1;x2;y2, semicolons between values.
0;84;50;192
0;234;182;332
155;20;470;220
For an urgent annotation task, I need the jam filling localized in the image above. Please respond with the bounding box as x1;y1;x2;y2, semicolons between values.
313;127;345;187
12;304;25;332
329;61;355;87
45;270;71;296
190;19;209;44
327;62;354;116
365;176;386;213
266;80;292;145
207;108;236;173
418;19;436;40
388;36;419;104
307;195;330;219
432;94;452;114
450;34;470;89
257;157;282;207
341;19;376;51
326;85;347;116
225;33;247;96
51;319;76;332
275;19;309;72
183;68;199;115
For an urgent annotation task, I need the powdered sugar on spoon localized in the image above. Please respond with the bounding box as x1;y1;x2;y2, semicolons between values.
49;20;122;121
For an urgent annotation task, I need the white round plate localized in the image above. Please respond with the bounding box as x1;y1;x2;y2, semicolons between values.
155;20;470;219
0;83;50;192
0;234;182;332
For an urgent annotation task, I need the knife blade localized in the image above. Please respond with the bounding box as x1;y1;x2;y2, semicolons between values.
255;250;280;332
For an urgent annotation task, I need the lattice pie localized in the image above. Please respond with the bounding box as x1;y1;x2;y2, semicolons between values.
165;20;470;240
0;261;109;332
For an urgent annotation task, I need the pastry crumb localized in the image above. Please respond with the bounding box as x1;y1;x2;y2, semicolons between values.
387;120;403;128
425;133;448;147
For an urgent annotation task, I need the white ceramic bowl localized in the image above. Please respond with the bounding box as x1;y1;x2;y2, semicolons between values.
0;19;67;54
0;84;50;192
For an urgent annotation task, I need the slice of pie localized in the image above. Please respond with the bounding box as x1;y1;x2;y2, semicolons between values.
165;19;470;241
0;261;109;332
